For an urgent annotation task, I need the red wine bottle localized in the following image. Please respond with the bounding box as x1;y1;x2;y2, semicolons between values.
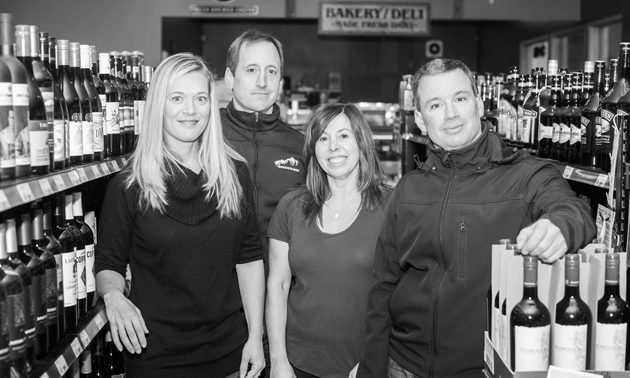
104;329;126;377
0;263;10;377
552;253;591;370
64;194;86;318
4;215;35;373
52;193;77;332
70;42;93;163
56;40;83;165
510;255;550;372
0;57;12;181
0;221;26;377
594;252;628;371
82;45;103;161
79;348;94;378
98;53;120;156
73;192;95;310
92;332;109;377
0;13;30;178
91;46;107;160
15;25;49;175
30;201;59;349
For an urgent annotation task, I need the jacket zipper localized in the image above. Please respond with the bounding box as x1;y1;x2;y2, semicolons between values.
253;112;259;215
429;153;454;377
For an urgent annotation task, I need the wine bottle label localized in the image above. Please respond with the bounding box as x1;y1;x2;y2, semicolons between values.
32;275;48;335
500;314;508;360
513;325;550;371
538;124;552;141
76;248;86;300
99;95;108;137
30;121;50;167
12;84;29;107
0;82;11;106
106;102;120;134
551;122;560;143
595;322;627;371
6;291;26;360
65;119;71;160
0;83;14;169
85;212;97;245
45;267;58;325
600;110;614;152
86;243;95;294
82;120;94;154
569;121;581;145
552;323;587;370
69;120;83;156
137;100;146;136
559;123;570;144
124;105;134;130
62;250;77;306
93;112;104;153
15;115;31;167
55;254;64;305
580;116;590;145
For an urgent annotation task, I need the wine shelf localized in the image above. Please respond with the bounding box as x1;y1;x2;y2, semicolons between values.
0;156;130;212
32;301;108;378
546;160;610;189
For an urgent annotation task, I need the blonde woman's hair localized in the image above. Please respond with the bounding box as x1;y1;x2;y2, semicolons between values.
125;52;245;219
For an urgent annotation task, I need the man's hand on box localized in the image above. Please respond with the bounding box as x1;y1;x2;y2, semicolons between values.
516;219;567;263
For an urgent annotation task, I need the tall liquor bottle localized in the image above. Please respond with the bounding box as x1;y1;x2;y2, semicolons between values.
89;46;105;160
52;193;77;332
4;216;35;372
104;329;125;377
583;61;606;168
30;201;59;349
552;254;591;370
64;194;86;317
56;40;83;165
70;42;93;163
111;56;126;155
539;75;561;159
118;57;133;153
0;222;26;377
16;209;48;359
99;53;120;156
523;70;542;152
130;54;142;149
73;192;95;310
567;73;583;164
0;54;12;180
555;72;572;161
576;62;595;166
512;75;526;150
594;253;627;371
510;255;550;372
91;332;109;377
15;25;49;175
0;14;30;178
80;45;102;162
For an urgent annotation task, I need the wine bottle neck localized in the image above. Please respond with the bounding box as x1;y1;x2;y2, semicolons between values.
603;283;620;298
523;285;539;300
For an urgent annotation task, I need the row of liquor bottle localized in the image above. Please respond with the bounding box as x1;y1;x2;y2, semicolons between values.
0;12;153;181
488;240;628;373
0;180;106;377
67;328;125;378
479;43;630;174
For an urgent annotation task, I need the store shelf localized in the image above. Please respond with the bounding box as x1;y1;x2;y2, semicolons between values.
32;301;108;378
546;160;610;189
0;156;130;212
401;133;431;146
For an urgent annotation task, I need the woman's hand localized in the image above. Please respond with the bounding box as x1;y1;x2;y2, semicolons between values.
240;336;265;378
348;363;359;378
270;359;296;378
103;290;149;354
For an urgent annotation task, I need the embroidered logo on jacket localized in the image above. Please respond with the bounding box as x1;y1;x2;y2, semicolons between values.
275;157;300;172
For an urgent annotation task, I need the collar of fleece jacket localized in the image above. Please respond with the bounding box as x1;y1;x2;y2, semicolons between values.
224;100;282;133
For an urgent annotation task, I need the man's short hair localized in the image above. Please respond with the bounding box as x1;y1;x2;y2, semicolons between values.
411;58;478;108
226;29;284;76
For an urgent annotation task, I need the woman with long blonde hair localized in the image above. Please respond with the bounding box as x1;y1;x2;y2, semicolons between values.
96;53;265;378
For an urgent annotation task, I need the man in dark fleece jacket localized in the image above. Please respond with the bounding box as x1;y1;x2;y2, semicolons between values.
352;59;596;378
221;30;306;269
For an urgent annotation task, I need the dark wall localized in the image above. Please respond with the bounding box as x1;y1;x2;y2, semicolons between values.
163;18;579;103
581;0;622;23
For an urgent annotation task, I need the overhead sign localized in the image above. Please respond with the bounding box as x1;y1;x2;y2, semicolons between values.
319;2;430;37
189;4;260;16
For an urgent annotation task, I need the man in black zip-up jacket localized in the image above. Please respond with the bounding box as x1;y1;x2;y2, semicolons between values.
221;30;306;271
354;59;596;378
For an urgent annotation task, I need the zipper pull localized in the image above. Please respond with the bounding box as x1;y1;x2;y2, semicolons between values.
460;221;466;231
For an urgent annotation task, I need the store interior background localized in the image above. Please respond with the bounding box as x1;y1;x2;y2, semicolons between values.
5;0;630;103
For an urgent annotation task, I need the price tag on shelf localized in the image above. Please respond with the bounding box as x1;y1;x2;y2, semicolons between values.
101;163;111;175
0;191;10;211
41;373;49;378
70;337;83;357
69;171;81;186
94;312;105;330
54;356;69;375
77;167;89;183
562;166;574;180
79;330;90;349
91;165;101;178
595;174;608;188
52;175;66;191
39;179;54;196
16;183;35;203
121;157;128;165
110;160;120;171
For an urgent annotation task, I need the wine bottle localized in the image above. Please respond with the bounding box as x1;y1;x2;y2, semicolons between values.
130;54;142;150
0;13;30;178
552;253;592;370
523;70;541;153
98;53;120;156
80;45;103;162
56;40;83;165
104;329;126;377
45;198;64;340
70;42;93;163
594;253;628;371
4;215;35;372
116;57;132;154
15;24;49;175
510;255;550;372
31;201;59;349
49;35;71;168
599;52;627;173
555;72;572;162
92;332;109;377
79;348;94;378
538;75;561;159
582;61;605;168
52;193;77;332
65;194;86;318
0;260;9;377
47;36;57;81
16;209;48;359
0;57;12;181
0;221;26;377
73;192;95;310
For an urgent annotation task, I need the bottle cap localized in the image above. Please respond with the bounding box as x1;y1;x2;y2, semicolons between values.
56;39;69;66
547;60;558;76
80;44;91;69
14;24;29;57
17;212;31;246
72;192;84;216
143;65;153;83
605;252;620;268
69;42;80;68
584;61;594;73
99;52;110;73
498;239;511;245
565;253;579;267
89;46;97;66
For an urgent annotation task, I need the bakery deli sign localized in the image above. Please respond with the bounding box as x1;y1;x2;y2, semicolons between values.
319;2;430;37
